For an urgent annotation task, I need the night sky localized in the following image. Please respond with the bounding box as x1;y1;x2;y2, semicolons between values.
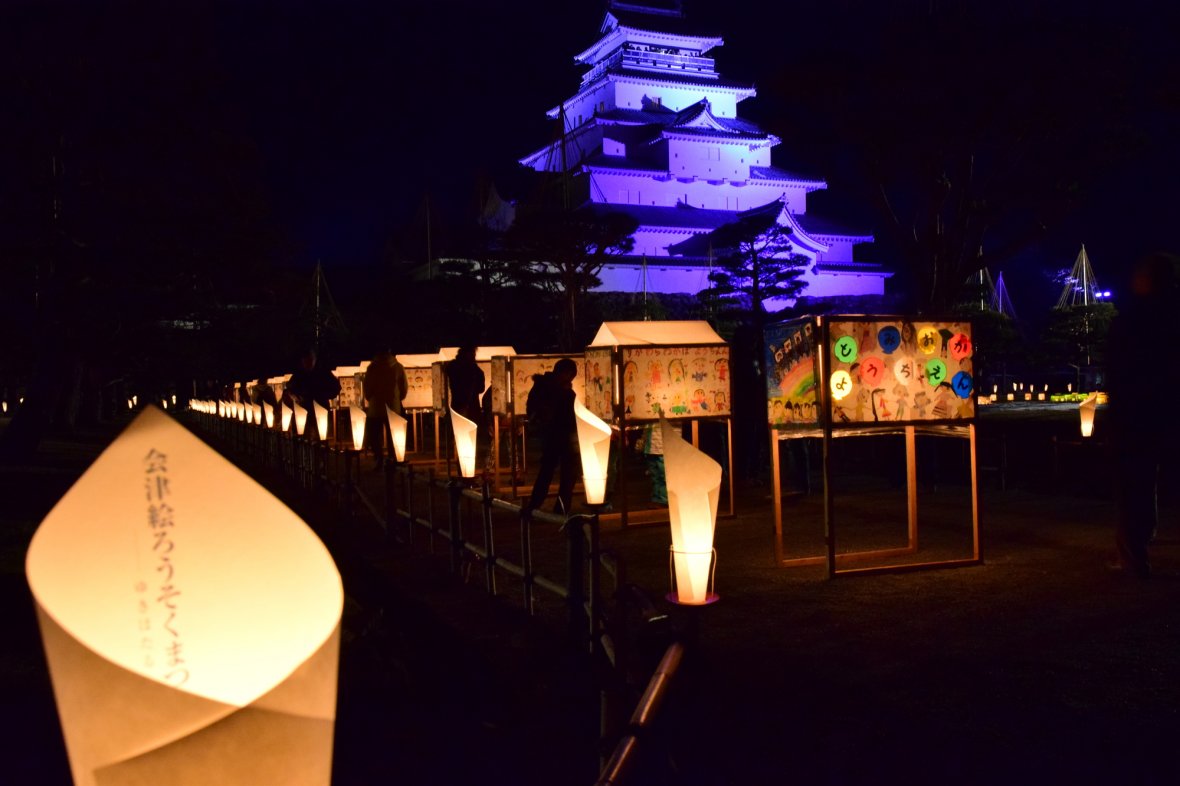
6;0;1177;312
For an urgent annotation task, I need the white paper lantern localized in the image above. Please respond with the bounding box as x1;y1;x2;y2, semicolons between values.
660;417;720;605
449;409;478;478
25;407;342;786
574;398;611;505
1079;393;1098;438
313;403;329;442
386;407;408;463
347;406;366;451
293;404;308;436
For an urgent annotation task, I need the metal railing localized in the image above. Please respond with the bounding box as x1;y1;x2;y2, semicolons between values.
186;411;686;786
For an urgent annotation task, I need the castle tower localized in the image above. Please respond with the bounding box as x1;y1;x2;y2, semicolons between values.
519;1;890;302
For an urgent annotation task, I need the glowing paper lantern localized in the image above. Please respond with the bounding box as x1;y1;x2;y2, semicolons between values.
386;407;408;463
293;404;308;436
264;402;276;429
574;397;611;505
25;407;343;786
312;402;329;442
660;417;720;605
347;406;366;451
281;403;293;433
252;404;263;425
1080;393;1098;438
449;409;478;478
244;404;253;424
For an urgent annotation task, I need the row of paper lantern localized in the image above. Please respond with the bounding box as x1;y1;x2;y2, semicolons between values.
190;399;409;462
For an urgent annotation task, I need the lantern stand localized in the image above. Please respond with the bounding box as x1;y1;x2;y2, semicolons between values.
665;548;720;606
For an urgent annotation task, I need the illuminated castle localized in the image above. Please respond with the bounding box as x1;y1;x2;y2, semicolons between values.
519;1;889;302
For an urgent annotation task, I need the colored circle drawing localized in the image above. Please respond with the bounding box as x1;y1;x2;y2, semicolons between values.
951;371;974;399
859;356;885;387
949;333;973;361
833;335;858;365
830;370;853;400
877;326;902;354
893;357;916;385
917;327;940;355
924;358;948;386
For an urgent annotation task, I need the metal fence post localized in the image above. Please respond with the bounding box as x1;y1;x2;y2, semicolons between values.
448;480;463;576
566;514;587;643
481;479;497;595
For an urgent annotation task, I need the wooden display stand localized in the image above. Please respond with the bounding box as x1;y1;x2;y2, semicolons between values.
767;315;982;576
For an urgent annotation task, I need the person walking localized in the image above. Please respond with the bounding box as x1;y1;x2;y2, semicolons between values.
523;358;579;516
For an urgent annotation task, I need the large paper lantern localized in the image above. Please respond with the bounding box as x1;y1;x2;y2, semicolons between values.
312;402;329;442
386;407;408;463
25;406;342;786
661;417;720;604
293;404;308;436
1080;393;1098;438
574;398;611;505
347;406;366;451
449;409;478;478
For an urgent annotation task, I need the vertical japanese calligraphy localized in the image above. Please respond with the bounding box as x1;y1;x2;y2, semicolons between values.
143;448;188;686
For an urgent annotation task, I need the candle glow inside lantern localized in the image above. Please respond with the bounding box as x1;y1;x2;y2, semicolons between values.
252;404;263;425
347;406;366;451
264;402;276;429
313;402;329;442
281;403;293;433
25;407;343;786
293;404;309;436
574;398;611;505
386;407;408;463
1080;393;1098;437
449;409;478;478
661;417;720;605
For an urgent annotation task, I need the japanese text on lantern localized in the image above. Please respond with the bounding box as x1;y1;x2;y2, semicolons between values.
141;448;188;686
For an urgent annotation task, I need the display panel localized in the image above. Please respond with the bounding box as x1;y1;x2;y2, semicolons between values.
336;374;362;408
493;355;586;416
765;318;820;426
403;366;434;410
620;345;731;420
826;319;974;423
584;348;615;421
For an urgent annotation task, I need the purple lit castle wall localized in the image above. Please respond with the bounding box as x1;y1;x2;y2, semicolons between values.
520;2;890;301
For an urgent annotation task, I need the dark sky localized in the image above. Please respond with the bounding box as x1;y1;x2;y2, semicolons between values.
7;0;1177;313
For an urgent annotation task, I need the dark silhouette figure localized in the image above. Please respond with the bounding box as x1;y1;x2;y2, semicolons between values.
524;358;579;516
284;348;341;439
447;345;485;423
1107;252;1180;578
363;349;408;467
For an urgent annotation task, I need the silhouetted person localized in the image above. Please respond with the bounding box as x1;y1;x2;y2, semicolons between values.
284;348;341;439
1107;251;1180;578
524;358;578;516
447;345;484;423
363;349;407;468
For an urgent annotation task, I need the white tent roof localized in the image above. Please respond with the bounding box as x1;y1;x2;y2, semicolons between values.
437;346;517;362
588;321;724;347
397;353;445;369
